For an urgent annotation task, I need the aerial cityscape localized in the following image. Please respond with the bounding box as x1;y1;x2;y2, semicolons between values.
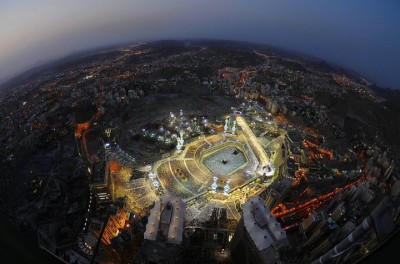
1;2;400;264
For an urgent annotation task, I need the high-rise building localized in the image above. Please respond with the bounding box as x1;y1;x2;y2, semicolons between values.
331;202;346;222
89;161;115;202
261;178;291;208
101;208;129;245
144;192;186;245
230;196;289;264
391;179;400;196
300;211;321;233
302;211;331;249
140;192;186;264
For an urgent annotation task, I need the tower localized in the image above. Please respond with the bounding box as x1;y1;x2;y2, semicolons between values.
230;196;289;264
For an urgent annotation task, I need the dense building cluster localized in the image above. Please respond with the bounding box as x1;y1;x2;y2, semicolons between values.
1;40;400;264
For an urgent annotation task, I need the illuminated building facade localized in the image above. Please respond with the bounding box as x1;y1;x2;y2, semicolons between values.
230;196;289;264
101;208;129;245
144;192;186;245
89;161;115;202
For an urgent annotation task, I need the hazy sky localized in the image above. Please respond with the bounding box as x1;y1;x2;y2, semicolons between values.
1;0;399;88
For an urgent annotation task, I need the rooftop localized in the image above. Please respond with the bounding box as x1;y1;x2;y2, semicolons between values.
144;192;186;244
243;196;287;251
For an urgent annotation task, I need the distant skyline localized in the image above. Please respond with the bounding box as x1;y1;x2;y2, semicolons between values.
1;0;399;89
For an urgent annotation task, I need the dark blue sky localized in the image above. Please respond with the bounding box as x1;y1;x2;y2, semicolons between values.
1;0;399;88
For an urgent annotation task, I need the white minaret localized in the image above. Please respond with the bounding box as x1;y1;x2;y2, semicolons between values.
224;179;231;195
232;120;237;134
176;130;185;152
224;118;229;133
211;176;218;192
